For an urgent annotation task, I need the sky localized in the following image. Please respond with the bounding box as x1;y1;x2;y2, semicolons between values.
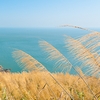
0;0;100;28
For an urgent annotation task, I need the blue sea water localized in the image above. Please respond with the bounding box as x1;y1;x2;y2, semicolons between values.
0;27;99;74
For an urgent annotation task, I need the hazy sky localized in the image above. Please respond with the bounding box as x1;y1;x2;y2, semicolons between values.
0;0;100;28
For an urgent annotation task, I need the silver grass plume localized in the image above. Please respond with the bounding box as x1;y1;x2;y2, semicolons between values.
39;40;72;73
61;24;100;77
78;32;100;53
78;32;100;77
61;24;100;54
64;35;100;77
61;24;100;56
12;49;46;71
60;24;97;32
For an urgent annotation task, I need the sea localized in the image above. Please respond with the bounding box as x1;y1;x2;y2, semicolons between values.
0;27;100;74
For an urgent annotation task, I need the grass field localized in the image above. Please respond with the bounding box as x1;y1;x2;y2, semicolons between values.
0;71;99;100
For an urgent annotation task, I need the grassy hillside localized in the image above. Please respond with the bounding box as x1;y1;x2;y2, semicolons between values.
0;71;99;100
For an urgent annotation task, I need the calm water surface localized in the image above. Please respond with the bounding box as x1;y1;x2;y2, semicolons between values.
0;27;99;74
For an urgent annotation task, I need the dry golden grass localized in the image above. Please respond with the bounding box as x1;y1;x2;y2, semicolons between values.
0;71;99;100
